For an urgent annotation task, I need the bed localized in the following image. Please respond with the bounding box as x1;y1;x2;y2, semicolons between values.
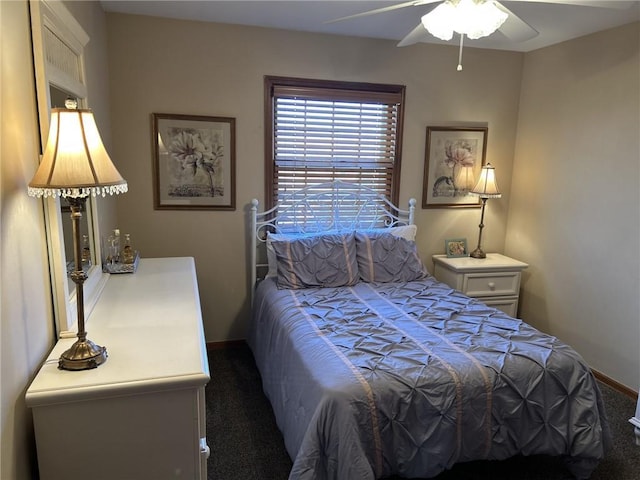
247;180;609;480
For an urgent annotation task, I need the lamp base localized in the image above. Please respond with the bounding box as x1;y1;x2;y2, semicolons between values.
58;339;108;370
469;247;486;259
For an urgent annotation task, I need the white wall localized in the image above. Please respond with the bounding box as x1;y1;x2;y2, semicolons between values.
0;1;117;476
105;13;524;342
506;22;640;391
1;1;55;478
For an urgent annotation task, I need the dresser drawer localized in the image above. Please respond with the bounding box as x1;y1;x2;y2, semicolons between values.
462;272;521;297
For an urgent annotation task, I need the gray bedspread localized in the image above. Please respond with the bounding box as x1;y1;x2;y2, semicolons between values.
248;276;610;480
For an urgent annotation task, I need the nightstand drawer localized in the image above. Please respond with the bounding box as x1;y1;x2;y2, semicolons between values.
462;272;521;297
482;297;519;318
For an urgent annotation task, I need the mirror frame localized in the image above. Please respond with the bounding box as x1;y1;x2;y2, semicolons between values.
30;0;108;337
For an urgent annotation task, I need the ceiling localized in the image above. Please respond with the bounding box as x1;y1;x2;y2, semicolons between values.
100;1;640;52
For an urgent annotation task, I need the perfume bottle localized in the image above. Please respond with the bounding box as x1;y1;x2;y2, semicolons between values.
122;233;135;264
105;233;118;265
113;229;120;263
81;234;92;268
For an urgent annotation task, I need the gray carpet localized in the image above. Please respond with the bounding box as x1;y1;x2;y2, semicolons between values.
206;344;639;480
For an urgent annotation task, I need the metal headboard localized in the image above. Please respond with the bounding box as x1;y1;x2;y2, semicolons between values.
250;180;416;294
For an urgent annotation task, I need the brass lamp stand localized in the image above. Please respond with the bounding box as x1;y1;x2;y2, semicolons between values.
470;196;489;259
469;163;501;259
58;196;108;370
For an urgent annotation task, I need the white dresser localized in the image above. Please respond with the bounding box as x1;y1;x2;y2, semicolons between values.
432;253;528;318
26;257;210;480
631;398;640;446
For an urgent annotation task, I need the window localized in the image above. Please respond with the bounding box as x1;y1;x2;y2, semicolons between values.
264;76;405;210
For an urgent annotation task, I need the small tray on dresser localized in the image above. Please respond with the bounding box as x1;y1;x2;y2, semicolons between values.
103;252;140;274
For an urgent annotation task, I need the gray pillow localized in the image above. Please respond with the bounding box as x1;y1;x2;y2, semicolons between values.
355;231;428;283
271;232;359;289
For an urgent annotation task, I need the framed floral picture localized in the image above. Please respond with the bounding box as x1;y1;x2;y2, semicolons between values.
152;113;236;210
422;126;487;208
445;238;468;258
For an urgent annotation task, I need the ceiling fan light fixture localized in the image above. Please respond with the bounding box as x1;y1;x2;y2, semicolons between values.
470;0;509;39
421;1;456;40
421;0;508;41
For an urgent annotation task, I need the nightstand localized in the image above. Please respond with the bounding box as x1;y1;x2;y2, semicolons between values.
432;253;528;318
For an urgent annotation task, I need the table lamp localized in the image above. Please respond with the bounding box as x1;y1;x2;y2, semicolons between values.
469;163;501;259
28;101;127;370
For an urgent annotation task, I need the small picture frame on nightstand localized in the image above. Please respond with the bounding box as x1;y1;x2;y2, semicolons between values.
445;238;468;258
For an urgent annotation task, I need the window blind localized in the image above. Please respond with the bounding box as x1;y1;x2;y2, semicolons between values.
266;78;405;210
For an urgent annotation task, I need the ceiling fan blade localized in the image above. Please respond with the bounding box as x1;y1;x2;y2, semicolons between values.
324;0;439;24
508;0;636;9
397;23;430;47
495;2;539;42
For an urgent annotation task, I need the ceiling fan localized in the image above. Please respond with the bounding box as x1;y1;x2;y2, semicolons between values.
327;0;633;70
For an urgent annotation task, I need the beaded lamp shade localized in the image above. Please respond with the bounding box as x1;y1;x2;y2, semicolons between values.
28;107;127;199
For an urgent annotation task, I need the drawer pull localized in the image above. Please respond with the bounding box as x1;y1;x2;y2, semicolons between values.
200;438;210;458
488;282;496;290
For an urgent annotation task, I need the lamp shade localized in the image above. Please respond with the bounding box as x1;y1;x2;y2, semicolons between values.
28;108;127;199
470;163;502;198
421;0;508;41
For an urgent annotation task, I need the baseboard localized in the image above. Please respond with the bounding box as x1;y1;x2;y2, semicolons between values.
206;339;247;351
592;369;638;400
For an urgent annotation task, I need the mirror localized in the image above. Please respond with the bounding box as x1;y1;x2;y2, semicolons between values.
30;0;108;337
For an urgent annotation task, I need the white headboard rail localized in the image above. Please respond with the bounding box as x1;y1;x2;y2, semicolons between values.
250;180;416;296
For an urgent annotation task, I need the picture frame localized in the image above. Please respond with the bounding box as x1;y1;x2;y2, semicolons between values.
152;113;236;210
445;238;468;258
422;126;488;208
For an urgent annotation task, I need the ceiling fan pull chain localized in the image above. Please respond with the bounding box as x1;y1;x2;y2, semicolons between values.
457;33;464;71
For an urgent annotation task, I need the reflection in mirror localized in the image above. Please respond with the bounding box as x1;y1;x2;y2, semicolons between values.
49;84;71;108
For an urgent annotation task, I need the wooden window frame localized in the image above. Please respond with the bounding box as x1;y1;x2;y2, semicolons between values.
264;76;405;210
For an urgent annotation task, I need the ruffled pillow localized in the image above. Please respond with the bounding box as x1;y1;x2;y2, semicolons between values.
355;230;428;283
270;232;359;289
